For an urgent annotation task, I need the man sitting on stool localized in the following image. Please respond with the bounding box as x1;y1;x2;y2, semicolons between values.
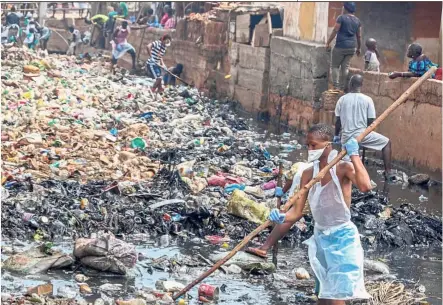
334;74;393;180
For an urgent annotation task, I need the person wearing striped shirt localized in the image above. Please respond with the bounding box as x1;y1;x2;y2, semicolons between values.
146;34;171;92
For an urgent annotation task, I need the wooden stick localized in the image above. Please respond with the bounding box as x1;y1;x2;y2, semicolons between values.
172;66;437;300
162;67;191;86
136;26;146;63
272;161;284;266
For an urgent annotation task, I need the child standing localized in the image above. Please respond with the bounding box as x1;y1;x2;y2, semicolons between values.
364;38;380;72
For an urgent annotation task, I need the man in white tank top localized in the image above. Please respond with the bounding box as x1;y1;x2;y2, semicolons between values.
248;124;372;304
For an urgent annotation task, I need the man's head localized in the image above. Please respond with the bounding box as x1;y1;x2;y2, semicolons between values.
68;26;74;33
185;9;192;16
175;63;184;74
306;124;334;161
407;43;422;59
10;6;16;12
147;8;153;16
163;5;170;14
167;8;173;16
121;20;128;29
161;34;172;46
343;2;356;14
349;74;363;92
365;38;377;50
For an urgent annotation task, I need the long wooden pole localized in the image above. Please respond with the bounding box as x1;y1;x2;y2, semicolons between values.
271;161;284;266
136;26;146;63
162;67;191;86
172;66;437;300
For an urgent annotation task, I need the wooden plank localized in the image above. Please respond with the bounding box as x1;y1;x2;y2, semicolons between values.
258;15;266;25
267;12;272;34
252;23;270;47
236;14;250;43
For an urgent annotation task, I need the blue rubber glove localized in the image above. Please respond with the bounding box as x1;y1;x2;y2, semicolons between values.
224;183;245;193
269;208;286;224
274;187;284;197
333;136;341;144
343;138;359;156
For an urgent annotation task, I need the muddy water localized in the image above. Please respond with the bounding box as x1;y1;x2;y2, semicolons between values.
2;236;442;304
239;112;442;303
1;110;442;304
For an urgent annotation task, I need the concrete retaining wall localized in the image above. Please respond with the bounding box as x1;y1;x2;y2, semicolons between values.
268;36;329;130
229;42;270;112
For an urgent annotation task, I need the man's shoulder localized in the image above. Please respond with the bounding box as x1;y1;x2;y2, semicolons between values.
343;92;372;101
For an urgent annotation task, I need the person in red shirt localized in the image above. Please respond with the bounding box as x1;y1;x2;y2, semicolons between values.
160;8;172;27
164;9;176;29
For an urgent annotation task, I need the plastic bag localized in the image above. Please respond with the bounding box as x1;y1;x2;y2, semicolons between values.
73;233;137;275
227;190;269;224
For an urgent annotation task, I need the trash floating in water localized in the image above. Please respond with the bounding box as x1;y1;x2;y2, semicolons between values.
418;195;428;202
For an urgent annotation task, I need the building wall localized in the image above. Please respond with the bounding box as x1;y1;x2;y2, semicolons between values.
284;2;328;44
328;2;442;72
268;36;329;130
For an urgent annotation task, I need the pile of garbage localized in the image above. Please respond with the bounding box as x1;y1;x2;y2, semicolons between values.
1;46;440;305
350;189;442;248
2;47;442;251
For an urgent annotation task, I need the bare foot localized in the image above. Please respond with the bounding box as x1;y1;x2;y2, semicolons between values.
245;247;267;258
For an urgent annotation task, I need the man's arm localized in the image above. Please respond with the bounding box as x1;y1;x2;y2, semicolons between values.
334;98;342;141
146;43;152;57
335;117;341;137
356;25;362;56
389;71;416;79
345;156;372;192
343;139;372;192
326;19;341;49
283;170;310;223
367;97;376;127
112;27;119;40
282;178;293;193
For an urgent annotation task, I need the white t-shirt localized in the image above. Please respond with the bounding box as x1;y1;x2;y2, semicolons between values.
335;93;376;142
364;50;380;72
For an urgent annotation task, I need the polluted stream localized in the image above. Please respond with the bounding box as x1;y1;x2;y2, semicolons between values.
1;48;442;305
